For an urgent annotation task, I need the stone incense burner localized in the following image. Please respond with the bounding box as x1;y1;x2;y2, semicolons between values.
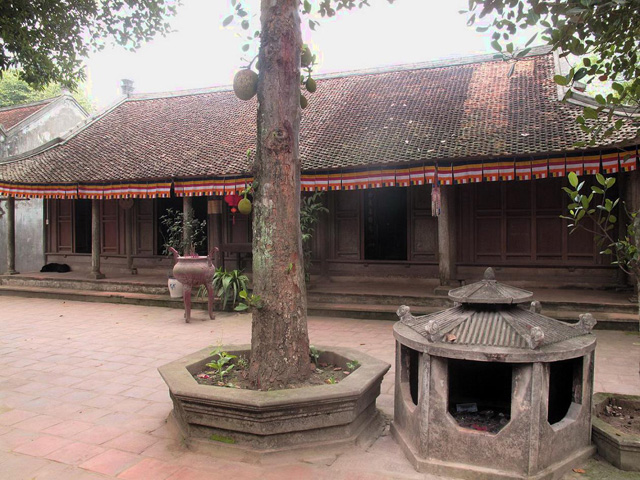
392;268;597;480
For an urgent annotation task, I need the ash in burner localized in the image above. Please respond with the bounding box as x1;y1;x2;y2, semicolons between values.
450;405;510;434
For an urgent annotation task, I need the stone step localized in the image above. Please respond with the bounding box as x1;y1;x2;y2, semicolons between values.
308;302;639;331
307;290;637;315
0;284;636;331
0;285;207;310
0;275;168;295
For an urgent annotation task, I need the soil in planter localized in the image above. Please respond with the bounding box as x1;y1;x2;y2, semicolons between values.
193;358;358;390
597;398;640;435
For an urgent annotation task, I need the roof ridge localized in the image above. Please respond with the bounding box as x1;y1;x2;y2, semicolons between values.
0;96;127;165
124;45;553;103
0;96;59;113
314;45;552;80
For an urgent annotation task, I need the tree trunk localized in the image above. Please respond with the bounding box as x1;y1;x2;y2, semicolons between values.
634;214;640;331
249;0;310;389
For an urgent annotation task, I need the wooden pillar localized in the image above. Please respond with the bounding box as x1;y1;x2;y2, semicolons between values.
122;199;136;274
183;196;193;254
628;171;640;299
89;199;105;279
208;197;223;268
438;185;456;287
6;197;19;275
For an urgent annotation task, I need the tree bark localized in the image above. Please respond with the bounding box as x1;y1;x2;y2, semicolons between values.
249;0;310;389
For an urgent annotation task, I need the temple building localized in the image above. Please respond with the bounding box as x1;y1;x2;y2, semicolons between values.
0;46;638;289
0;95;89;273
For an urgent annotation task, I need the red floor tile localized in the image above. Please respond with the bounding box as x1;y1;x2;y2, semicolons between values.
79;448;141;476
117;458;181;479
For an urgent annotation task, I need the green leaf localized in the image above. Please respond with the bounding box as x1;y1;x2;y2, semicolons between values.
596;173;606;186
554;74;569;86
573;67;588;82
605;177;616;189
568;171;579;188
491;40;502;52
222;15;234;27
234;303;249;311
612;82;624;94
583;107;598;119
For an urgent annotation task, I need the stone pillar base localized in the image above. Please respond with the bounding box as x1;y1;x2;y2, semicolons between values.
88;272;105;279
6;269;19;275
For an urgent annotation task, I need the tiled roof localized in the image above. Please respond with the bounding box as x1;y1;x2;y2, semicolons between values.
0;98;55;130
0;48;637;184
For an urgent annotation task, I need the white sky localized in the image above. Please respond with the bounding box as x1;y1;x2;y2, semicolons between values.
83;0;511;108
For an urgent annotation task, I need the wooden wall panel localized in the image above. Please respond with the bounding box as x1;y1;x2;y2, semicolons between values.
56;199;73;253
457;178;602;266
331;190;361;259
410;186;437;261
101;200;120;254
136;199;154;255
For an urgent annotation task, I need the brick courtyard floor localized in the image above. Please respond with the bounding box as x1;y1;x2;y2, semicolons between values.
0;296;638;479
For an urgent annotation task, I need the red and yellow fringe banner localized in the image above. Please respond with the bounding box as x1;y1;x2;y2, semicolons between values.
1;148;637;198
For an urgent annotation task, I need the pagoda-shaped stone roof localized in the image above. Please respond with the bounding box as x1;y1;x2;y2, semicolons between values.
396;268;596;350
448;267;533;305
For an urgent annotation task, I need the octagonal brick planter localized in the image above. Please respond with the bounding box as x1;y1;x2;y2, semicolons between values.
158;345;390;462
592;393;640;471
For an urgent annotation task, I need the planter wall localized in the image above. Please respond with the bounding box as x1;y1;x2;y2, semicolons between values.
592;392;640;471
158;345;390;462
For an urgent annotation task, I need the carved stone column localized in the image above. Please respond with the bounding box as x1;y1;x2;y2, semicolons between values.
6;197;19;275
89;199;105;279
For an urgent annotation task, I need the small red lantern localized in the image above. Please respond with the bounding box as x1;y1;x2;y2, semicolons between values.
224;193;242;224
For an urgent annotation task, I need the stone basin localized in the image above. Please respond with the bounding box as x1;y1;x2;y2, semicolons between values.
158;344;390;462
592;392;640;471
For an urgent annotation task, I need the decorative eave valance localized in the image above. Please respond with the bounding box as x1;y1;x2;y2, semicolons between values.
0;147;637;199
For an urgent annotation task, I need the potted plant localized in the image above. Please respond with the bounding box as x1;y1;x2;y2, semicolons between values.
212;267;249;311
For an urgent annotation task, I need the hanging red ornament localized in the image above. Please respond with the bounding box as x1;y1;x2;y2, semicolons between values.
224;194;242;225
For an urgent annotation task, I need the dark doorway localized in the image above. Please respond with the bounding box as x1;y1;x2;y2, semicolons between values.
548;357;583;424
448;358;513;433
364;187;407;260
400;344;420;406
156;196;209;256
74;199;92;254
